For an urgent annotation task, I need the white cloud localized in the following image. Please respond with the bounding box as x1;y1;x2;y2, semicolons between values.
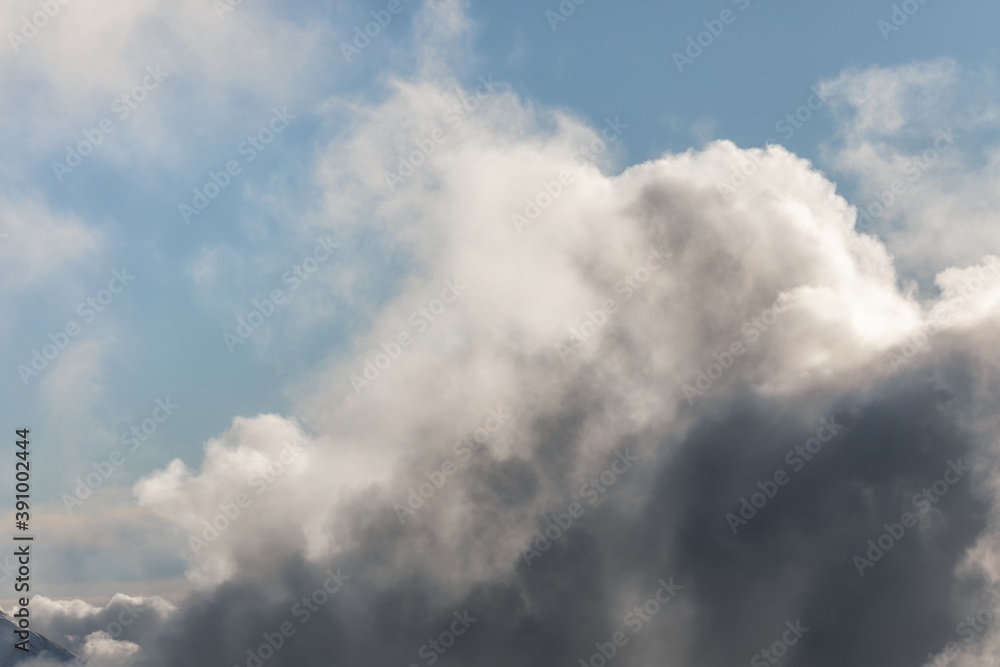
0;194;101;295
819;58;1000;281
16;1;1000;660
132;46;1000;610
80;631;141;664
0;0;335;171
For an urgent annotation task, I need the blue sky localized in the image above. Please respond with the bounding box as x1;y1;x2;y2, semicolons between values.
3;0;1000;608
6;0;996;498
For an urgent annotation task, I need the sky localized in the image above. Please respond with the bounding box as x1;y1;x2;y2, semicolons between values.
2;0;1000;665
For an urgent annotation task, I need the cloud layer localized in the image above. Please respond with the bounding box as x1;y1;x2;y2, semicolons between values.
12;3;1000;667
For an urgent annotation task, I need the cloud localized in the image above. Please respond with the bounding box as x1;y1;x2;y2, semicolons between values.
79;632;141;666
17;593;174;665
0;0;334;176
18;3;1000;667
0;194;101;296
819;58;1000;282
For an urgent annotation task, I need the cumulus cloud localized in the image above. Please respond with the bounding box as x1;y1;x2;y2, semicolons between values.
4;594;173;666
18;2;1000;667
134;414;319;587
79;632;140;665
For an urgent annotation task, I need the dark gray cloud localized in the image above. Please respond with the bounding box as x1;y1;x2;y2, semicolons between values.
29;348;993;667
